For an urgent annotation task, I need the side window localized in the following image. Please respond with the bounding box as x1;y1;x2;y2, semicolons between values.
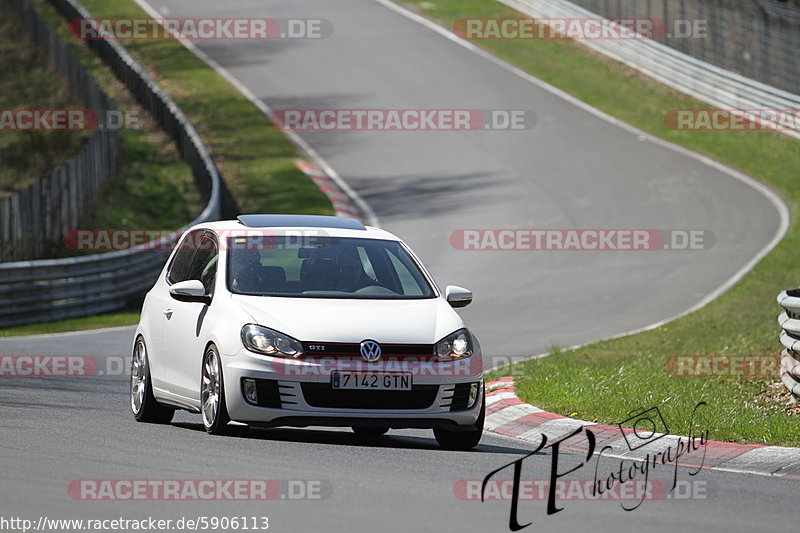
186;233;218;295
167;230;203;284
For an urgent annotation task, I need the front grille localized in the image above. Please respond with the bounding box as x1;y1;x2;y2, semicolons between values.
301;342;435;358
300;382;439;410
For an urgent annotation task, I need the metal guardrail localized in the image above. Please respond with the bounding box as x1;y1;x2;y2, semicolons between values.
777;290;800;397
566;0;800;97
499;0;800;140
0;0;120;261
0;0;222;327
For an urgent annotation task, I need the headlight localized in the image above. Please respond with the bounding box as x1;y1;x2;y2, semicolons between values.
434;328;474;362
241;324;304;358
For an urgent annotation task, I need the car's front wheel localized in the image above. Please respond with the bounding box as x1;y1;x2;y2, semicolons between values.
433;396;484;451
201;345;230;435
130;337;175;424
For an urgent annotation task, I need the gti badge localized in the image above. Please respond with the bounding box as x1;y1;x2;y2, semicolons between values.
360;340;382;362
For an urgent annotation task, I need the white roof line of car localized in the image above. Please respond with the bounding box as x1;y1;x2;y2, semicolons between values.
189;220;399;240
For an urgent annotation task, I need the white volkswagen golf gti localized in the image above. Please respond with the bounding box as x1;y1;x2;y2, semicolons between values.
131;214;484;450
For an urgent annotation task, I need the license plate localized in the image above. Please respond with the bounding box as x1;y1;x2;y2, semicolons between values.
331;372;412;391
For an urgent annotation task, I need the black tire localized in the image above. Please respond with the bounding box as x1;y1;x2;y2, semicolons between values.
201;345;230;435
352;426;390;436
130;337;175;424
434;395;484;451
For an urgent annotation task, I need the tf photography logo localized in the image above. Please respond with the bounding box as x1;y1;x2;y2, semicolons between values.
480;402;709;530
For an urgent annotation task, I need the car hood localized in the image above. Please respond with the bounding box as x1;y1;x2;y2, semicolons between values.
230;294;463;344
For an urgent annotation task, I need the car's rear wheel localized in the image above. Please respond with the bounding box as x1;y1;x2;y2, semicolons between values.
130;337;175;424
433;395;485;451
352;426;389;436
201;345;230;435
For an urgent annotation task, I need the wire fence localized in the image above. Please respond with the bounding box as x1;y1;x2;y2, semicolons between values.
0;0;120;261
569;0;800;96
0;0;222;327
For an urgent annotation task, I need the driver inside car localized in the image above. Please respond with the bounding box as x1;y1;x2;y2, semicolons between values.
335;246;375;292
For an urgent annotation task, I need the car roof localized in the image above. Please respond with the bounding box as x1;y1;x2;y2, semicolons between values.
190;215;400;241
237;214;366;230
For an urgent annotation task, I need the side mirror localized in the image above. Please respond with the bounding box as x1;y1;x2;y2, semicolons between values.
445;285;473;308
169;279;211;304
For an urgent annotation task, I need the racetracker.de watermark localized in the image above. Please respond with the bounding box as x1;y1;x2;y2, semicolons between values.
455;479;706;501
68;479;331;501
272;109;536;131
450;229;714;251
664;355;781;377
0;109;138;131
453;18;707;40
1;517;269;533
664;108;800;132
271;356;481;377
64;228;333;252
0;355;98;377
69;18;332;40
0;356;152;378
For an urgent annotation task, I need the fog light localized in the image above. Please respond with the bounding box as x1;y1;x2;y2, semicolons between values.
468;382;479;408
243;379;258;403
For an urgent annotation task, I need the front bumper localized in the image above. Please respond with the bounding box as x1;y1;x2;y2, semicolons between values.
222;348;484;429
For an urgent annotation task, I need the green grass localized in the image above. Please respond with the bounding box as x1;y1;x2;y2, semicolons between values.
0;5;89;194
90;128;200;231
29;0;334;230
9;0;201;259
0;311;140;337
1;0;335;335
403;0;800;445
76;0;334;217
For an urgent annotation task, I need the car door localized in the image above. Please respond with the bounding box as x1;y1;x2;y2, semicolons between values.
147;231;196;391
162;230;218;402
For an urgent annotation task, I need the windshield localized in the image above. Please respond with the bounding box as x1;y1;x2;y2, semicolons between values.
226;236;436;299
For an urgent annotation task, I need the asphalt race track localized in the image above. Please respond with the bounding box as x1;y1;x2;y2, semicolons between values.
148;0;785;359
1;328;799;532
0;0;795;532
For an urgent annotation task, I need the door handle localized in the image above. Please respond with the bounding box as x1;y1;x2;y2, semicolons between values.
164;309;173;319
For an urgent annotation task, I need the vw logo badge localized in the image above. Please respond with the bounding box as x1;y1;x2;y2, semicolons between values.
360;340;382;362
